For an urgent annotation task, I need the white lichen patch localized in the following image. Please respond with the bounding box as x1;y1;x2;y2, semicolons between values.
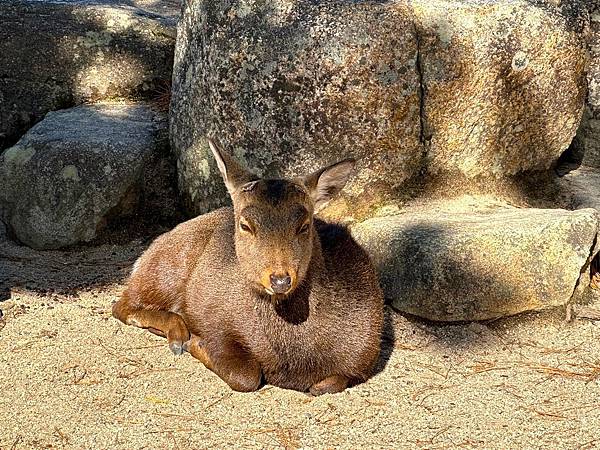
3;146;36;167
266;0;297;26
61;165;81;182
186;139;212;182
436;17;454;45
511;50;529;72
414;3;455;46
105;11;134;31
232;0;253;19
198;159;210;181
77;31;113;49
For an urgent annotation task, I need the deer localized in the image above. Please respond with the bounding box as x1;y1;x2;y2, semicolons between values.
112;138;384;395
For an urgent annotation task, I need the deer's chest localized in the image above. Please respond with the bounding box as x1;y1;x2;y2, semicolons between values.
250;298;339;390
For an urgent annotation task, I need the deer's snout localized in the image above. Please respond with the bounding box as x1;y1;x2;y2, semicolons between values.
260;268;296;296
269;273;292;294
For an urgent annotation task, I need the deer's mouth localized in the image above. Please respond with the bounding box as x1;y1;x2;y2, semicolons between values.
262;283;295;297
264;285;293;296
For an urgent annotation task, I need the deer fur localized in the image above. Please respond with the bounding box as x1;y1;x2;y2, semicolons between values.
112;138;384;395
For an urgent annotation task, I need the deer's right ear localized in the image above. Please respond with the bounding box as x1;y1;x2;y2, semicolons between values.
208;138;257;195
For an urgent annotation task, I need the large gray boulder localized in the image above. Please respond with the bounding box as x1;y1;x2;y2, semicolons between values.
0;0;179;150
415;0;587;178
171;0;421;217
351;201;599;321
0;102;169;249
171;0;587;218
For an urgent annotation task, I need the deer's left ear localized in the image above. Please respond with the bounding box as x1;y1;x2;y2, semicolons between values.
301;159;356;212
208;137;257;195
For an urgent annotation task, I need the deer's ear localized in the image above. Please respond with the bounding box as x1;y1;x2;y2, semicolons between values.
301;158;355;212
208;138;257;195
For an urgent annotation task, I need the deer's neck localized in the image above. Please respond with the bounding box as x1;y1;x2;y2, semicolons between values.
306;232;327;285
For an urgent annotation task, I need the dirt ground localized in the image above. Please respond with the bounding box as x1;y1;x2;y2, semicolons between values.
1;223;600;450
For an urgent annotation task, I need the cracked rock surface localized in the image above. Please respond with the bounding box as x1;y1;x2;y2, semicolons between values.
414;0;587;178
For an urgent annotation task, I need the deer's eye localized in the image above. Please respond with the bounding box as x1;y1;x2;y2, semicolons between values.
239;220;253;234
298;222;310;235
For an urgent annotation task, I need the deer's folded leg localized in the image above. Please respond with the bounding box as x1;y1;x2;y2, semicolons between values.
112;295;190;355
309;375;351;396
184;335;262;393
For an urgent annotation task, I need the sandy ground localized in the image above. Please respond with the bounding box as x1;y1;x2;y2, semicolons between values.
1;225;600;450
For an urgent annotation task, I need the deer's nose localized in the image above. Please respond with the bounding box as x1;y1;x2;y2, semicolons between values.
269;273;292;294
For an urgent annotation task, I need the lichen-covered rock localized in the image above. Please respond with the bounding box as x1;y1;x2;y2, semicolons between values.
0;0;178;150
171;0;587;218
351;201;599;321
415;0;587;177
171;0;422;217
0;103;168;249
576;10;600;169
587;7;600;111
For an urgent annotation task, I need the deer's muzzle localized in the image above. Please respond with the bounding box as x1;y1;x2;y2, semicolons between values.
270;273;292;294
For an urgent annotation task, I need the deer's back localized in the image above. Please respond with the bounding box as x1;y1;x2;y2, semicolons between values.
125;207;233;312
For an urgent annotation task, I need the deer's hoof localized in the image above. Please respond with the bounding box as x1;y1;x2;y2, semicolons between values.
169;341;184;356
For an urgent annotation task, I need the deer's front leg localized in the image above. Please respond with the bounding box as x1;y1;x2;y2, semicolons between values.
183;335;262;393
112;294;190;355
309;375;351;396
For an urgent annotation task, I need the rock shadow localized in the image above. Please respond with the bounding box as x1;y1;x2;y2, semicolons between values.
373;306;396;375
376;222;534;324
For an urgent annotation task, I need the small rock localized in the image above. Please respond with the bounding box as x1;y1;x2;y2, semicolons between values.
0;102;169;249
351;200;599;321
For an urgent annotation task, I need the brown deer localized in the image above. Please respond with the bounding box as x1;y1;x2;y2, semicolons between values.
112;138;384;395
